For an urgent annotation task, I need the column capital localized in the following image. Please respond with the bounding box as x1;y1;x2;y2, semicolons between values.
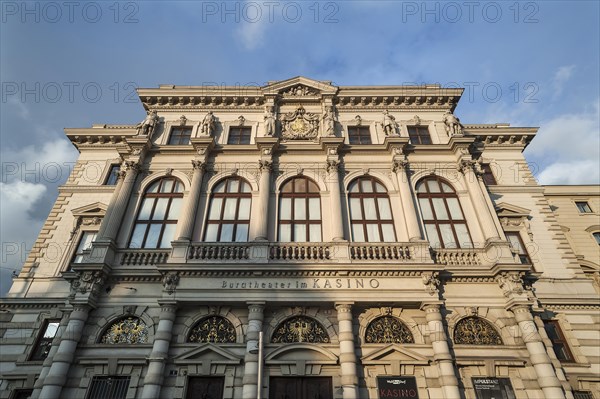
420;302;442;313
327;159;340;174
258;159;272;172
122;159;142;174
458;159;476;175
392;158;409;173
191;159;206;171
247;302;266;313
335;302;353;313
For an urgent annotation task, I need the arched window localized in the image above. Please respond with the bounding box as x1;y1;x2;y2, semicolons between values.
188;316;236;343
348;177;396;242
278;177;322;242
272;316;330;343
417;177;472;248
129;178;183;248
453;317;502;345
204;177;252;242
365;316;414;344
100;317;148;344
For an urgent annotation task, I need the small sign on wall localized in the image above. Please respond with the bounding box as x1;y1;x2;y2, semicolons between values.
472;377;516;399
377;376;419;398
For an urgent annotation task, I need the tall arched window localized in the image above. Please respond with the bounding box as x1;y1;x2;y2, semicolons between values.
129;178;183;248
348;177;396;242
278;177;322;242
204;177;252;242
417;177;472;248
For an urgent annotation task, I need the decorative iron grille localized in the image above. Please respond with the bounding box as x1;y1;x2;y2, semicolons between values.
365;316;415;344
454;317;502;345
272;316;330;343
100;317;148;344
188;316;236;343
86;376;130;399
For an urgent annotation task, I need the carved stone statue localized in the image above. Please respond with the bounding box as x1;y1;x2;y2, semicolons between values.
200;111;216;136
264;107;276;136
136;110;159;136
443;110;463;136
323;106;336;136
382;110;399;136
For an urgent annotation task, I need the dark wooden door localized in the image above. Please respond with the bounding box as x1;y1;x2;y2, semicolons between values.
269;377;332;399
185;377;224;399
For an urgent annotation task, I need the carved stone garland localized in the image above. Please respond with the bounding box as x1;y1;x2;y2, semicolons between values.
365;316;415;344
271;316;330;343
187;316;236;344
101;317;149;344
453;317;502;345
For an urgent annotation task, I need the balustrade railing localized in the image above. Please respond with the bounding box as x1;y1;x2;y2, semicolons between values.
269;244;330;261
188;243;250;260
433;248;482;266
349;244;411;261
120;249;170;265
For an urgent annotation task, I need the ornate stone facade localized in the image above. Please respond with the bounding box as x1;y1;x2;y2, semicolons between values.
0;77;598;399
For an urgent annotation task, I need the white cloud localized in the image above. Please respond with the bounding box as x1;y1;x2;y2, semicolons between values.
0;181;47;295
552;65;576;96
536;160;600;185
235;1;269;50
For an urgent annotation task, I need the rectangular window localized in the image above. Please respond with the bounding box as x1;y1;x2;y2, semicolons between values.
348;126;371;144
482;163;498;185
227;127;252;144
105;165;120;185
408;126;432;144
86;376;130;399
575;201;593;213
506;232;531;264
573;391;594;399
168;127;192;145
543;320;575;362
593;232;600;245
30;320;60;361
11;390;33;399
73;231;98;263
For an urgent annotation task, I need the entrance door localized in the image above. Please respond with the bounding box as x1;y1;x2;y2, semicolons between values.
269;377;332;399
185;377;224;399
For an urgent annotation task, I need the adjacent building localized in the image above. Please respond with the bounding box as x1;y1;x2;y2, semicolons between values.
1;77;598;399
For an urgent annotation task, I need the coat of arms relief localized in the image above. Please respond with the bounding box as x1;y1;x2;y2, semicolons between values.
280;105;320;140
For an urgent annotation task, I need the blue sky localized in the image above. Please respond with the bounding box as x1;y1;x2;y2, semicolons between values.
1;0;599;294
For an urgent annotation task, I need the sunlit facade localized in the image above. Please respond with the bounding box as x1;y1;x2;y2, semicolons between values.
1;77;598;399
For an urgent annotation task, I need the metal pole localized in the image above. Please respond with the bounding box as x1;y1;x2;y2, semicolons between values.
257;331;263;399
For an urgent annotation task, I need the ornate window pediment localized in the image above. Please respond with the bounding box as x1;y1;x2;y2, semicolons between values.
272;316;330;343
365;316;414;344
453;316;502;345
100;317;148;344
188;316;236;343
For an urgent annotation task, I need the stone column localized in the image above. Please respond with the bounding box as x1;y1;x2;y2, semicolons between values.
253;161;272;241
96;168;125;238
39;304;91;399
177;160;206;240
392;159;422;241
100;160;141;242
141;303;178;399
31;316;69;399
242;302;265;399
327;161;345;241
422;304;460;399
336;303;359;399
512;305;565;399
459;160;499;241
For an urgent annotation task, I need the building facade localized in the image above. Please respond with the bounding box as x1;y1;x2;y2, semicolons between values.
1;76;598;399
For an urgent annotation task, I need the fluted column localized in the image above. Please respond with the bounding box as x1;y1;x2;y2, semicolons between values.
100;160;141;241
253;161;272;241
512;305;565;398
177;160;206;240
422;304;460;399
328;161;345;241
39;304;91;399
96;168;125;238
336;303;359;398
141;303;177;399
459;160;499;241
393;159;422;241
242;302;265;399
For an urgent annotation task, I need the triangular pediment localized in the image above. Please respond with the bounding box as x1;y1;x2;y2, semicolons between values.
265;343;338;365
361;344;429;365
263;76;338;96
71;202;107;216
173;343;241;365
495;202;531;217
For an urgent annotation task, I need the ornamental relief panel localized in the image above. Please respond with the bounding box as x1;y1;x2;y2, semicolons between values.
187;316;236;344
365;316;415;344
100;317;149;344
280;106;320;140
453;316;502;345
271;316;330;343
